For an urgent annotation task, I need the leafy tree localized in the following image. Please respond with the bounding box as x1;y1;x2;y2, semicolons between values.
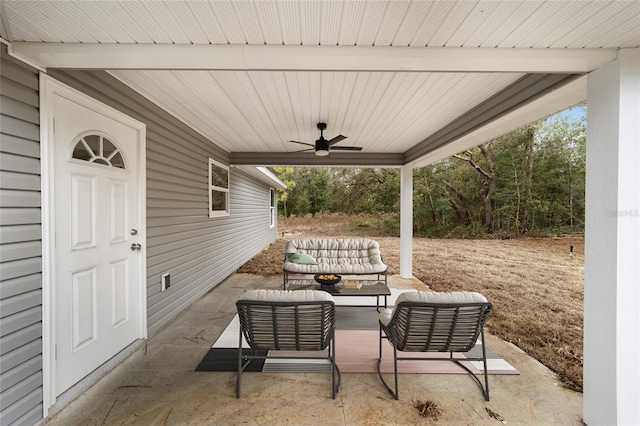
491;126;537;234
271;167;296;217
532;109;586;232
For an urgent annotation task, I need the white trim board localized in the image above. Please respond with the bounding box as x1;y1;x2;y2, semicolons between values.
13;44;617;73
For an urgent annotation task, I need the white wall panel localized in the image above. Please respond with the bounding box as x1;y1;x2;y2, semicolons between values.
110;260;128;328
70;174;95;250
71;268;97;351
110;180;127;244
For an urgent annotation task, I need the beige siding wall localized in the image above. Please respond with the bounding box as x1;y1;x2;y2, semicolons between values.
0;46;44;426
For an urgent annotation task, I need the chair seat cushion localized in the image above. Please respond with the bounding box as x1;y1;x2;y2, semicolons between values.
240;289;334;303
396;290;488;304
379;291;488;326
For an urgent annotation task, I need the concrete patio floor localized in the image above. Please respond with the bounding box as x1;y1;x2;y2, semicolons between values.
44;274;583;425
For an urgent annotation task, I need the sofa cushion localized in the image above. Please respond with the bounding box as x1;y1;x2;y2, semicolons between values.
286;252;318;265
240;289;334;303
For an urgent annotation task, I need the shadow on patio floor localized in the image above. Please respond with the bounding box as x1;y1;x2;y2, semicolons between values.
44;274;583;425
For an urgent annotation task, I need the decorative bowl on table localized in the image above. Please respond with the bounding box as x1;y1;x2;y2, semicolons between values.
314;274;341;286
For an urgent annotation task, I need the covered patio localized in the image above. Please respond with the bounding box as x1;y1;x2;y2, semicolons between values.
1;1;638;424
43;273;583;425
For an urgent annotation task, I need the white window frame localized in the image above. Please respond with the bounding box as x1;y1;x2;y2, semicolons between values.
208;158;230;217
270;187;277;228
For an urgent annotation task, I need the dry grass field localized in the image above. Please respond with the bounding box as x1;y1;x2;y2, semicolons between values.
237;214;584;392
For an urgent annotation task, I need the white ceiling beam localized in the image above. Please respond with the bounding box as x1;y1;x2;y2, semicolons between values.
10;43;617;73
230;152;404;167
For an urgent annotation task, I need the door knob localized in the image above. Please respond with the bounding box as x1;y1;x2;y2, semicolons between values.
131;243;142;251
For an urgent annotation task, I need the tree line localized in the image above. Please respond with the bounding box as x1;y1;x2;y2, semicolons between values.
272;106;586;238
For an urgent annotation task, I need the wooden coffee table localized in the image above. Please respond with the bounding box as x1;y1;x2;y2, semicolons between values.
286;279;391;311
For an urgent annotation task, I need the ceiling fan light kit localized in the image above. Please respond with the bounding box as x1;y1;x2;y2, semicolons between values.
286;122;362;156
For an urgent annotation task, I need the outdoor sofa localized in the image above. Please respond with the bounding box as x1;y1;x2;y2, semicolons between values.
282;238;388;287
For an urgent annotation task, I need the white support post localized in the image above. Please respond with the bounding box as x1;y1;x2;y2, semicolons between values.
584;48;640;426
400;165;413;278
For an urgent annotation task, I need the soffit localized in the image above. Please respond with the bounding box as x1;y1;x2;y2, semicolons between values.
3;1;638;48
2;1;638;166
108;69;523;155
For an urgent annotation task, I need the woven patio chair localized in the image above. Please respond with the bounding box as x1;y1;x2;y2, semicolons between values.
378;291;493;400
236;289;341;399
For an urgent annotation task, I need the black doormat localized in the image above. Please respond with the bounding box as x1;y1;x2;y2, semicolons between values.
196;348;267;372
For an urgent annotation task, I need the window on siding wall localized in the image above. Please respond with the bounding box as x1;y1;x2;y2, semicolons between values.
209;158;229;217
270;188;277;228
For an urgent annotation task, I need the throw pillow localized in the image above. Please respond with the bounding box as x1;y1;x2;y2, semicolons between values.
286;252;318;265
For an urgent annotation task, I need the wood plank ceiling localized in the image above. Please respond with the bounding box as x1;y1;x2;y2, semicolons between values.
2;1;639;166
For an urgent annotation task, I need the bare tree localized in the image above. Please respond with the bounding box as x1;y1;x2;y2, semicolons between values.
521;125;536;234
454;143;496;234
421;174;440;232
443;181;474;227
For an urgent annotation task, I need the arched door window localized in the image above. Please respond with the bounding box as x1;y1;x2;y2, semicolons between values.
71;133;125;169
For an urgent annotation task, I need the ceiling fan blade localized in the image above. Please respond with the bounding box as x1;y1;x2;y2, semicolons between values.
290;148;314;153
287;140;315;148
326;135;347;146
330;146;362;151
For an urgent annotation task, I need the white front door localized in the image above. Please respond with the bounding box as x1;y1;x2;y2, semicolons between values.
46;79;146;396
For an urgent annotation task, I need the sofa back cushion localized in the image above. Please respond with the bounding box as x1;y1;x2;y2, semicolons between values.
285;238;383;264
379;290;488;326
